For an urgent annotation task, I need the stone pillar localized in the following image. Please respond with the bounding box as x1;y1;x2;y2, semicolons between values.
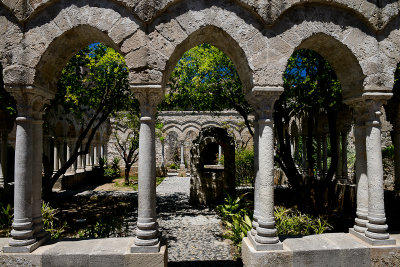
301;136;307;172
349;104;369;235
4;86;52;253
0;133;7;188
93;143;98;166
218;145;222;165
245;87;283;251
180;141;185;169
77;145;84;172
66;139;74;174
250;114;259;237
32;117;47;239
85;142;91;171
131;85;163;253
364;98;394;244
53;140;59;174
161;142;165;168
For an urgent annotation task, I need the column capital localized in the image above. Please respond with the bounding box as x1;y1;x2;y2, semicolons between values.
6;85;54;120
245;87;283;120
131;84;164;118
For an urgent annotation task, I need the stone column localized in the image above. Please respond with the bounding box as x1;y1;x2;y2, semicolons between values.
53;140;59;174
180;141;185;169
364;98;394;244
85;142;91;171
218;145;222;165
131;85;163;253
161;142;165;168
245;87;283;251
77;145;84;172
250;114;259;237
349;103;369;235
93;143;98;166
32;117;47;239
301;136;307;172
66;139;74;174
4;86;52;252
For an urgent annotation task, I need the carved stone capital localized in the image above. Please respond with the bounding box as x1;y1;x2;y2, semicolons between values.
131;84;164;118
361;91;391;126
245;87;283;120
6;85;53;120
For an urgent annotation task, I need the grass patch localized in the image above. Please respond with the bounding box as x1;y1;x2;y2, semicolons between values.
113;176;165;191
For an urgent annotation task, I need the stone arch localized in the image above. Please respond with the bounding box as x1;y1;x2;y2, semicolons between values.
21;1;142;92
263;4;381;98
160;25;254;93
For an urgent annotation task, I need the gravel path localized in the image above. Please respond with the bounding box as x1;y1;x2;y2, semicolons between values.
156;176;235;264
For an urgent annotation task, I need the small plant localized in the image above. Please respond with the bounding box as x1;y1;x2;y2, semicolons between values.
169;163;178;170
382;145;394;160
78;214;124;238
235;148;255;186
104;157;121;180
0;203;13;235
42;202;67;239
274;206;331;236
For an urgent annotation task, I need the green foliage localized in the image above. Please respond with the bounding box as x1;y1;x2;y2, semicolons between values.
216;193;252;249
382;145;395;160
235;148;254;186
42;202;66;239
104;157;121;179
168;163;178;170
0;203;13;233
78;214;126;238
274;206;331;236
161;43;254;135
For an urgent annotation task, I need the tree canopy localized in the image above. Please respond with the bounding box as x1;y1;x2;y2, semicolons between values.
160;43;253;136
43;43;137;194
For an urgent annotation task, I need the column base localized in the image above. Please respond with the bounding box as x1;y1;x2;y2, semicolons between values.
349;228;396;246
131;241;160;253
247;232;283;251
3;234;49;253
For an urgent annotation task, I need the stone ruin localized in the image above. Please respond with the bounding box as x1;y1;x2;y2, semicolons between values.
189;127;235;206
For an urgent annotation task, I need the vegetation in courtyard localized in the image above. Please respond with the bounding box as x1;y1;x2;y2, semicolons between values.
42;43;135;196
0;203;12;236
42;202;67;239
274;49;343;211
217;193;331;252
161;43;254;137
112;112;140;185
235;148;254;186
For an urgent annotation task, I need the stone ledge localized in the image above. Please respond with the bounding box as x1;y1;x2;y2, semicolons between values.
242;233;400;267
349;228;397;246
0;237;167;267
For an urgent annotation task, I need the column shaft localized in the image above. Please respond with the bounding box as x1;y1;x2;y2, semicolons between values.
135;116;158;247
353;124;368;233
365;101;389;240
10;117;35;246
250;115;260;236
255;117;279;245
32;120;46;238
342;132;348;180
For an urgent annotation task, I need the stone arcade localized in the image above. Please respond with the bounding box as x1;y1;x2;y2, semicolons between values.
0;0;400;266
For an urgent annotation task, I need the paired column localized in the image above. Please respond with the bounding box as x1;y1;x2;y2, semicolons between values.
348;96;395;245
250;114;259;237
5;86;51;252
131;85;163;253
364;99;393;243
245;87;283;251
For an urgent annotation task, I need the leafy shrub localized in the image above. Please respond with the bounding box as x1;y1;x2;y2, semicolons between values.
235;149;254;186
104;157;121;179
0;203;13;235
275;206;331;236
217;193;252;249
382;145;394;160
168;163;178;170
78;214;125;238
42;202;66;239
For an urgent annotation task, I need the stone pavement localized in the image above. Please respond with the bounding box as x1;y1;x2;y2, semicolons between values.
156;176;236;265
